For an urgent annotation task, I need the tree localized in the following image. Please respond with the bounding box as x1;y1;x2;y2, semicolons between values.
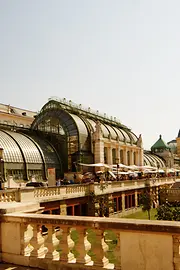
140;190;152;220
156;204;173;221
172;207;180;221
156;202;180;221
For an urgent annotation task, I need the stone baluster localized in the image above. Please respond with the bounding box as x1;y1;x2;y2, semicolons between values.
20;223;32;256
59;226;70;262
91;229;104;267
75;228;86;264
44;224;54;260
30;224;39;258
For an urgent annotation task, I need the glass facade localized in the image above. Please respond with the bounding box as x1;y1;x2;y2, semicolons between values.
5;130;43;164
0;129;62;181
0;130;24;163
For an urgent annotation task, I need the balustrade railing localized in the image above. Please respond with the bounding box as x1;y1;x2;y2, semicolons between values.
0;214;179;270
0;189;18;202
0;177;177;203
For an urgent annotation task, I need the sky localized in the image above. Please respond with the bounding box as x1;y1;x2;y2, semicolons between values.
0;0;180;150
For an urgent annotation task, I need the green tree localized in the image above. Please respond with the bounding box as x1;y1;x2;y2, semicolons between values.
172;207;180;221
156;204;173;221
140;190;152;220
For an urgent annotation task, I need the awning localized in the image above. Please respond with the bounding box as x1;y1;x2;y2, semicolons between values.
78;163;110;168
109;171;116;179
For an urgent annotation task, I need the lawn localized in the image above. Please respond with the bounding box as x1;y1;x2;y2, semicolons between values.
122;208;157;220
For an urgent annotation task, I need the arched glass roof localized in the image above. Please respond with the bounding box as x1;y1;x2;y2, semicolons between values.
28;135;60;168
69;113;88;136
112;126;125;142
85;118;96;132
144;153;165;168
0;130;24;163
4;130;43;164
32;109;78;137
119;129;131;143
104;124;117;140
128;131;138;144
100;123;110;138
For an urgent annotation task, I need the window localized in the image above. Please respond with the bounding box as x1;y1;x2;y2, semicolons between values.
112;148;116;164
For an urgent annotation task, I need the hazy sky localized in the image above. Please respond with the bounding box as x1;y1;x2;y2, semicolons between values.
0;0;180;150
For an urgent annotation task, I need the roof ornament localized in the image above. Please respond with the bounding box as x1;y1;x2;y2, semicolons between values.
137;134;143;148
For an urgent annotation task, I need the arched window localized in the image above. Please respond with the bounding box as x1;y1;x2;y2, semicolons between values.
127;151;130;166
104;147;108;164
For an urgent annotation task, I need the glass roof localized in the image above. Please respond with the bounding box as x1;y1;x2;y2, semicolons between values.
104;124;117;140
0;130;24;163
144;153;165;168
5;130;43;164
112;126;125;141
29;135;61;168
128;131;138;144
100;123;110;138
120;129;131;143
85;118;96;132
69;113;88;136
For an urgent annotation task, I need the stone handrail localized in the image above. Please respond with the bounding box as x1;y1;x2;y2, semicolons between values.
94;177;176;195
0;213;180;270
0;178;177;203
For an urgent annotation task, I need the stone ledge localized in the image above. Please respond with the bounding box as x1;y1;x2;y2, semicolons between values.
2;213;180;234
0;202;40;214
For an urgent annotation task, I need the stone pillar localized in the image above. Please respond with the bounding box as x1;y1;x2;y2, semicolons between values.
107;146;112;165
139;149;144;166
116;146;120;162
156;187;159;206
60;201;67;215
130;150;133;165
135;190;138;207
121;193;125;212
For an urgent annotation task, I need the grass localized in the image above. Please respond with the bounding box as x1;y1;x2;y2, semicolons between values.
122;208;157;220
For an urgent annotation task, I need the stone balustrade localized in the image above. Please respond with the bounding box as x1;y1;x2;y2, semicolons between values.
0;189;18;202
0;213;180;270
0;177;177;204
94;177;176;195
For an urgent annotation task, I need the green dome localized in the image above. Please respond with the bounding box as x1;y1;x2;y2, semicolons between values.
151;135;170;151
